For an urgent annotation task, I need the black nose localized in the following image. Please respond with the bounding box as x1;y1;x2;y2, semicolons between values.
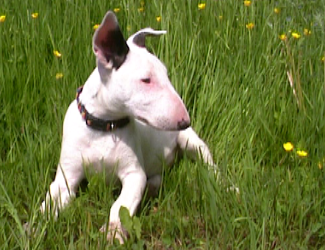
177;119;190;130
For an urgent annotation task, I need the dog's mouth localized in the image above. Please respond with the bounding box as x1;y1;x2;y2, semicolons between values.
136;116;188;131
136;116;150;125
136;116;166;130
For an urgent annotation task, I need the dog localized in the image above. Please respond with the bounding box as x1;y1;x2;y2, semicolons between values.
40;11;215;244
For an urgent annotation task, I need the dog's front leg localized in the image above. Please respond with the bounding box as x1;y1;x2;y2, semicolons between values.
178;128;239;192
40;160;84;217
104;168;147;244
177;127;220;176
177;127;215;166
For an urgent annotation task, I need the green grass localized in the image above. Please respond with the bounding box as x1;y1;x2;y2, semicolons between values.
1;0;325;249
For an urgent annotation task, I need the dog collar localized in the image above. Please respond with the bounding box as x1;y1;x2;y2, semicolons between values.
76;86;130;132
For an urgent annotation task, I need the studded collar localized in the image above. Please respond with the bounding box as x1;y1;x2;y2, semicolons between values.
76;86;130;132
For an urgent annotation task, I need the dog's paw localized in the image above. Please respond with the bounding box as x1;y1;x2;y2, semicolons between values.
23;222;32;236
23;222;37;236
208;164;221;181
100;222;128;244
226;185;240;194
211;168;239;194
23;221;45;239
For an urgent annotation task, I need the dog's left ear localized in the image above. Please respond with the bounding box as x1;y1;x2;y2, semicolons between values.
93;11;129;69
128;28;166;48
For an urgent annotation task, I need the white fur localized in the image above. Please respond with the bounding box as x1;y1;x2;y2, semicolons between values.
40;11;215;244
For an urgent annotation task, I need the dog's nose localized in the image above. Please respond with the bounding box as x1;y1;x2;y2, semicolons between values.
177;119;190;130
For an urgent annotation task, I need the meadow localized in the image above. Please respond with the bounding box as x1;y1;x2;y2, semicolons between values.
1;0;325;249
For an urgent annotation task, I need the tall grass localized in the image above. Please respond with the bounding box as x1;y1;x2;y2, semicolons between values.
1;0;325;249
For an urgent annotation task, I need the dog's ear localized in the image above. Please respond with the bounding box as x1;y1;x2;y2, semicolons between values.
93;11;129;69
129;28;166;48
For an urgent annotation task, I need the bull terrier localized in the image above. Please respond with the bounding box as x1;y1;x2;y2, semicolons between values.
40;11;215;244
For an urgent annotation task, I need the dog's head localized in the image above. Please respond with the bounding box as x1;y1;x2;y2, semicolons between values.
92;11;190;131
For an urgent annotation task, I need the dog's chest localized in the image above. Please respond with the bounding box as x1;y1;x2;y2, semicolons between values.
63;102;179;179
135;121;179;177
80;129;138;173
81;126;177;178
71;121;178;180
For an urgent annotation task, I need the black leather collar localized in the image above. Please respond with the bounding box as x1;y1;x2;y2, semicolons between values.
76;86;130;132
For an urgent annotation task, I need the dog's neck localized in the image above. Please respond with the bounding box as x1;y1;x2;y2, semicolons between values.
76;71;130;132
79;71;120;118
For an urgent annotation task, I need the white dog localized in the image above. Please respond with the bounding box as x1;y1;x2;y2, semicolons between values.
41;11;215;243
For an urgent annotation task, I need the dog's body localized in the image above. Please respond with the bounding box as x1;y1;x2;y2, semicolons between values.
41;11;214;243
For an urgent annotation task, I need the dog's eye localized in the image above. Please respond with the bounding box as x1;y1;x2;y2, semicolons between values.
141;78;151;84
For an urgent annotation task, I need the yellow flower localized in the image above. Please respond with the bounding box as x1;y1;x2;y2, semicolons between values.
319;158;325;169
31;13;39;19
93;24;99;30
113;8;120;13
318;162;323;170
279;34;287;41
246;22;254;30
198;3;206;10
53;50;62;58
274;8;280;14
283;142;294;152
0;15;6;23
244;1;251;7
322;56;325;62
303;28;311;36
55;73;63;79
156;16;161;22
297;150;308;157
219;15;223;20
138;7;144;12
291;32;301;39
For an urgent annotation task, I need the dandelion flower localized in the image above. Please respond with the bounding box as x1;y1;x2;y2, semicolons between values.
303;28;311;36
297;150;308;157
0;15;6;23
156;16;161;22
279;34;287;41
291;32;301;39
113;8;120;13
53;50;62;58
246;22;254;30
138;7;144;12
274;8;280;14
31;13;39;19
318;162;323;170
93;24;99;30
198;3;206;10
244;1;251;7
322;56;325;63
283;142;294;152
56;73;63;79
